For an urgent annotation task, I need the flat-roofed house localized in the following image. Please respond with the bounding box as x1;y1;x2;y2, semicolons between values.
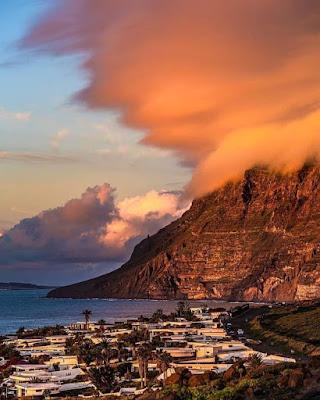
45;355;78;367
15;382;60;398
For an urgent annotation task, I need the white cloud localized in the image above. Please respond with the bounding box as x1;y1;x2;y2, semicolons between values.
0;107;31;121
50;129;70;150
96;148;112;155
101;190;189;249
96;145;170;160
0;150;76;163
14;112;32;121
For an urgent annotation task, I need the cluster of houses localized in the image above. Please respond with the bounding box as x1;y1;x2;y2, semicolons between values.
0;305;296;398
1;335;94;398
133;306;295;379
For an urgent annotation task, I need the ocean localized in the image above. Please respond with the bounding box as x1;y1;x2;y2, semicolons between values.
0;289;242;335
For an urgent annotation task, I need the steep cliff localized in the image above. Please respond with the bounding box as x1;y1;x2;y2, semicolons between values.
48;165;320;302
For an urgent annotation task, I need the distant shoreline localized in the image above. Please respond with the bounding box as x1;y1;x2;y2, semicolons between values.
0;282;56;291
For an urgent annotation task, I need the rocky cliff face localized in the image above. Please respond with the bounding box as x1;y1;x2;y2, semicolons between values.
48;165;320;302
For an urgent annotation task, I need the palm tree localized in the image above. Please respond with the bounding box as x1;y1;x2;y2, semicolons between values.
117;341;129;362
248;353;262;369
124;328;149;358
89;365;115;393
78;339;95;366
151;309;165;322
155;351;172;386
82;309;92;330
100;341;113;366
137;343;153;388
16;327;25;337
97;319;106;326
176;301;193;320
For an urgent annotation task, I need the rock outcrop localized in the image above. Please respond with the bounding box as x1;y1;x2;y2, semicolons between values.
48;164;320;302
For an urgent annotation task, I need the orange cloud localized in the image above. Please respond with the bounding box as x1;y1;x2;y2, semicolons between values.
22;0;320;196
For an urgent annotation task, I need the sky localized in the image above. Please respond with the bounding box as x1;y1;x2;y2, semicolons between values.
1;0;320;285
0;1;189;223
0;1;190;284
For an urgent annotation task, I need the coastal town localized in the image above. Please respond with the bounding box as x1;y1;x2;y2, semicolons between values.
0;302;302;399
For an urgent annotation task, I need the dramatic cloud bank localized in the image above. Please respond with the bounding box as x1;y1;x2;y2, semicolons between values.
0;184;186;266
22;0;320;196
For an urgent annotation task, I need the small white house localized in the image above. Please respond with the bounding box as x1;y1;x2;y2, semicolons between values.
0;357;7;367
13;364;49;372
118;387;147;397
15;382;60;398
160;347;195;359
45;335;68;344
192;343;222;358
45;355;78;367
173;359;232;373
262;354;296;365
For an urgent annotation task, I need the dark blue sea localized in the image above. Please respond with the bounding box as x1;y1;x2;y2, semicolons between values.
0;289;241;335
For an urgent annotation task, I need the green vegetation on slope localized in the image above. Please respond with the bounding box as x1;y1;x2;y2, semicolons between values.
247;303;320;356
273;307;320;344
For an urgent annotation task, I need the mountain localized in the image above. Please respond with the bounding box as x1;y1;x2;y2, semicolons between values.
48;164;320;302
0;282;55;290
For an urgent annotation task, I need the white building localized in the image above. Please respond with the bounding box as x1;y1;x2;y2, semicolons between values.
0;357;7;367
45;355;78;367
15;381;94;398
173;360;232;373
15;382;60;398
262;354;296;365
9;363;89;398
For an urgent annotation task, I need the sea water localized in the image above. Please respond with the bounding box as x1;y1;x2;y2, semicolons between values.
0;289;241;335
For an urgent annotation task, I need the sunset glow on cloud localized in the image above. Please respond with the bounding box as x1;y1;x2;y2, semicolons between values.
0;184;186;267
22;0;320;196
102;190;187;250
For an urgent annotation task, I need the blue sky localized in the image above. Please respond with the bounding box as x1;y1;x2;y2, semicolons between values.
0;0;189;233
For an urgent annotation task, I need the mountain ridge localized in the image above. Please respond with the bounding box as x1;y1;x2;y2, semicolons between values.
48;164;320;302
0;282;55;290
